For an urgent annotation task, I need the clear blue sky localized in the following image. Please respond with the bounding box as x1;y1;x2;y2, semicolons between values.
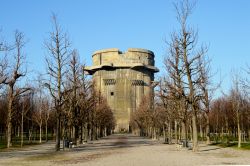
1;0;250;97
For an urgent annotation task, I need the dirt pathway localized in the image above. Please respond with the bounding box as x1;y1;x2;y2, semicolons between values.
0;134;249;166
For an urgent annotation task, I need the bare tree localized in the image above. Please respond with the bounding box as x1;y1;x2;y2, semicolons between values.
78;66;91;143
210;86;250;147
44;14;71;151
163;0;209;151
230;73;242;148
131;96;152;136
95;95;115;138
162;32;190;145
2;30;30;148
67;50;81;145
196;56;210;144
175;0;203;151
20;92;33;147
33;86;44;144
42;99;50;142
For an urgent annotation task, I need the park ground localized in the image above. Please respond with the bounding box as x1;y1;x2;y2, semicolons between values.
0;134;250;166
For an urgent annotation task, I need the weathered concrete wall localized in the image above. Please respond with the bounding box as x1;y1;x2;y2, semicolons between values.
86;48;158;132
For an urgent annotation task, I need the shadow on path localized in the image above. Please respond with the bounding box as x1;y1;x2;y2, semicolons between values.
73;134;158;152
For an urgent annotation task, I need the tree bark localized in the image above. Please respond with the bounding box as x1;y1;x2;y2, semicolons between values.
39;124;42;143
237;111;241;148
7;91;13;148
55;114;60;151
168;122;172;144
206;113;210;144
84;123;88;142
181;121;188;147
163;125;167;143
175;120;178;143
45;121;48;142
192;113;198;151
200;124;203;141
21;109;24;147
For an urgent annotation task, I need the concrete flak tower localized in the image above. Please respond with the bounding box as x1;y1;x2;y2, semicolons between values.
85;48;159;132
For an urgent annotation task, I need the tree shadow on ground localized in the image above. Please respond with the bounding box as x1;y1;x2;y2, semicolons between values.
73;134;158;152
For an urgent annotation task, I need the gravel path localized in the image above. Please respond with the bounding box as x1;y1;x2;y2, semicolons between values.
0;134;250;166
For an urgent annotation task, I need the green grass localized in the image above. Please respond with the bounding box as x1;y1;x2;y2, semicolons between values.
0;141;42;150
238;143;250;150
0;141;6;149
211;142;250;150
0;133;55;150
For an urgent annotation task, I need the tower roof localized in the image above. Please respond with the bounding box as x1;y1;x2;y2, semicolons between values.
85;48;159;75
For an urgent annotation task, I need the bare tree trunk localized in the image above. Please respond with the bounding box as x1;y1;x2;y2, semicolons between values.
55;115;60;151
95;125;98;140
84;123;88;142
237;111;241;148
74;126;78;145
62;122;65;150
225;117;229;144
104;127;107;137
39;124;42;143
17;126;20;137
168;122;172;144
45;121;48;142
181;121;188;147
200;124;203;141
7;96;13;148
221;127;224;142
178;123;181;140
248;129;250;141
189;125;193;141
175;120;178;143
206;113;210;144
29;129;32;143
153;127;156;140
192;113;198;151
6;118;12;148
21;109;24;147
163;125;167;143
80;125;83;144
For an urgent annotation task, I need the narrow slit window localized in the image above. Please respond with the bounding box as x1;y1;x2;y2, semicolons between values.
110;92;114;96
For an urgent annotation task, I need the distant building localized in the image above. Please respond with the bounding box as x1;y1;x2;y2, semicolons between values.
85;48;159;132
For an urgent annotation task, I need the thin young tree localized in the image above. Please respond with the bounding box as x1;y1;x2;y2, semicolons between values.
197;56;216;144
68;50;81;145
230;73;242;148
44;14;71;151
42;99;50;142
20;92;33;147
33;89;44;144
78;66;91;142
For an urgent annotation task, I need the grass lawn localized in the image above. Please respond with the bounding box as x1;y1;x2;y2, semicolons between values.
0;134;54;150
211;142;250;150
0;141;6;149
238;143;250;150
0;140;43;151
